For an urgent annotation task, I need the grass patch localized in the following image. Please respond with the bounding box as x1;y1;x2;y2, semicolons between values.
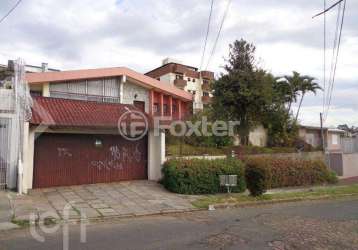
192;184;358;209
11;218;30;228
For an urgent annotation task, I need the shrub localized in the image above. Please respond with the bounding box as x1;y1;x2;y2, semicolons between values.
245;165;270;196
161;158;246;194
244;157;338;189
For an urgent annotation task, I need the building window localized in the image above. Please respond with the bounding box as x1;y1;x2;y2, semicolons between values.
332;134;339;145
163;104;169;115
193;79;196;82
176;74;183;80
172;104;177;114
192;91;196;95
153;103;159;113
187;78;191;82
30;91;42;97
203;92;209;96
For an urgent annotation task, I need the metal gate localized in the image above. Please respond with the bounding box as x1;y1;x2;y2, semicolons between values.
33;133;148;188
327;153;343;176
0;118;11;189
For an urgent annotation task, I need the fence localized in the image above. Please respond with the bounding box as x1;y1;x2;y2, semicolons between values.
0;117;12;189
342;137;358;154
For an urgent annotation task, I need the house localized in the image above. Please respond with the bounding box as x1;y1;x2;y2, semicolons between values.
20;66;192;192
145;58;214;112
298;125;345;152
233;125;268;147
0;61;60;190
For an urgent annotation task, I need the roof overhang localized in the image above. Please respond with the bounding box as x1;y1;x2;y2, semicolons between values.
26;67;193;102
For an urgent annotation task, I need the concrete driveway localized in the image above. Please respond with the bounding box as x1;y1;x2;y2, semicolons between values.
8;181;195;222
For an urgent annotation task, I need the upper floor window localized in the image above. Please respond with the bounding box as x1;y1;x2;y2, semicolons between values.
153;103;160;114
176;74;183;80
49;78;120;103
163;104;169;115
172;104;177;114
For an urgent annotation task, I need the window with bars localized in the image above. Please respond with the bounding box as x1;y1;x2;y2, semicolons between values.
49;78;120;103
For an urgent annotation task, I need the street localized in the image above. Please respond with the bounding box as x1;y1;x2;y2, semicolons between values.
0;197;358;250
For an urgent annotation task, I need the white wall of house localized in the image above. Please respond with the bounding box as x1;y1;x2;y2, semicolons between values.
326;131;343;152
121;80;149;113
159;73;175;85
233;125;268;147
342;153;358;178
148;130;165;181
249;125;268;147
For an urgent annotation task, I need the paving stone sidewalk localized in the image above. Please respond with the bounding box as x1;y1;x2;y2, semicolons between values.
0;191;12;223
7;181;196;222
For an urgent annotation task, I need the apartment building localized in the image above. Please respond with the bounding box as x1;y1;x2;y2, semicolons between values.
145;58;214;112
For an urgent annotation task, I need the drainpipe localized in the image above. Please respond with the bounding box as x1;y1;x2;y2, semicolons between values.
17;160;23;195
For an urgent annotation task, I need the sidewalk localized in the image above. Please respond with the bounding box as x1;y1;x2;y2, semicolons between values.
4;181;196;224
0;191;11;223
0;191;19;231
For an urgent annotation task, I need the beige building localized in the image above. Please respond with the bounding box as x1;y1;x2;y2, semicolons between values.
299;125;345;152
19;66;192;193
146;58;214;112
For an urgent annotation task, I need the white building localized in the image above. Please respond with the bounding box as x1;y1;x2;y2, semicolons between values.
146;58;214;112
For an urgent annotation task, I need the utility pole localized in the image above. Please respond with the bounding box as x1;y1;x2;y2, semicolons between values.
320;112;325;150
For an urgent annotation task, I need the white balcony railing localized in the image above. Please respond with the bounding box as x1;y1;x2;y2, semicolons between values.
0;89;15;112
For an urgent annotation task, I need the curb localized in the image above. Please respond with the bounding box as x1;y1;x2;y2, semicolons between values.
8;207;204;230
208;193;358;210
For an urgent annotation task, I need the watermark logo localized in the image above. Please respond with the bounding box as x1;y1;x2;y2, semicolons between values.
118;108;149;141
30;202;87;250
153;116;240;137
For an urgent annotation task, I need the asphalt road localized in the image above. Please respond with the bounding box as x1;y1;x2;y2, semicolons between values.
1;197;358;250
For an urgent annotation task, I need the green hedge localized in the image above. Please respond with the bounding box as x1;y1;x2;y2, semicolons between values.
161;158;246;194
244;157;338;189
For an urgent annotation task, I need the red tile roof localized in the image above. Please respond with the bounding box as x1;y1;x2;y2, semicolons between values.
26;67;192;101
30;96;150;129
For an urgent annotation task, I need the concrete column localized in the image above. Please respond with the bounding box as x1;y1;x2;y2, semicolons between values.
42;83;50;97
169;96;173;117
119;75;126;104
149;90;154;116
178;100;182;120
159;93;164;117
23;128;35;193
148;129;165;181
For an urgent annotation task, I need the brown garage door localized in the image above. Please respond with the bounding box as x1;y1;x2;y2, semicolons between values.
33;133;147;188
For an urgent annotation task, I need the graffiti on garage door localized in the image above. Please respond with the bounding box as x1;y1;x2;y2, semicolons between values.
90;144;143;171
34;134;148;188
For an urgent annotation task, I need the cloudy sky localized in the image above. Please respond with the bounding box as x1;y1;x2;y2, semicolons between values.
0;0;357;127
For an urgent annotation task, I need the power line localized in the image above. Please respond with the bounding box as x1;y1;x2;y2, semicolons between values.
205;0;232;70
324;0;346;121
0;0;23;25
199;0;214;70
323;0;326;114
313;0;345;18
324;2;341;116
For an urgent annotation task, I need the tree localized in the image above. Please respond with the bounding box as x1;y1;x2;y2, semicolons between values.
295;77;322;122
212;39;272;145
280;71;303;116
